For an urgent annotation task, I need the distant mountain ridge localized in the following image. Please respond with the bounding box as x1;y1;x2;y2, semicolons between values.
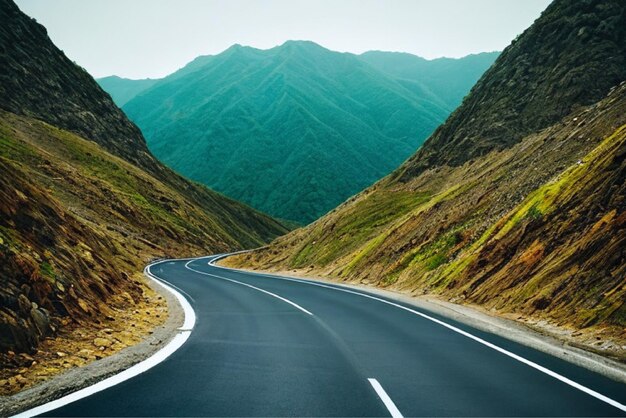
97;76;159;107
101;42;496;223
359;51;500;110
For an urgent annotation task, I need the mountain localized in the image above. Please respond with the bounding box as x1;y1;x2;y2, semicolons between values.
224;0;626;355
117;42;494;224
0;0;287;361
397;0;626;180
359;51;499;110
0;6;157;172
97;76;159;107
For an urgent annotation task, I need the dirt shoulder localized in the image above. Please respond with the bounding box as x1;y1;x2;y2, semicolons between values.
0;270;184;416
219;262;626;384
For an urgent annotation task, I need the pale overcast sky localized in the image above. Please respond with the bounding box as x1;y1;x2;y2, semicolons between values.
16;0;552;79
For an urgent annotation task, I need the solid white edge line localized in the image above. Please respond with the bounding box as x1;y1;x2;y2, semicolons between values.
184;259;313;316
208;255;626;413
368;378;403;418
11;259;196;418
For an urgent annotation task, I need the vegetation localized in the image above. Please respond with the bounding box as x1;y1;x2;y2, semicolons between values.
113;42;496;223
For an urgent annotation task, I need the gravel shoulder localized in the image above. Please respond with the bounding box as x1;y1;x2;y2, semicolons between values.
0;269;184;417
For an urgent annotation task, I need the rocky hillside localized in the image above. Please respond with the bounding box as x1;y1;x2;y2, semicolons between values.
397;0;626;179
0;0;287;362
0;0;158;171
116;42;495;223
225;0;626;355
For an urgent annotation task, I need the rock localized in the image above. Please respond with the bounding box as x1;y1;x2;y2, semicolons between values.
19;353;34;362
77;298;90;313
30;306;51;335
77;349;93;359
93;337;112;348
17;294;31;313
56;351;66;357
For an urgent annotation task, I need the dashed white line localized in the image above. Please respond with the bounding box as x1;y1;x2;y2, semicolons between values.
368;378;403;418
209;256;626;413
184;260;313;316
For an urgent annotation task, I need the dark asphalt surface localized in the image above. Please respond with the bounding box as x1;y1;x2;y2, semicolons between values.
43;256;626;417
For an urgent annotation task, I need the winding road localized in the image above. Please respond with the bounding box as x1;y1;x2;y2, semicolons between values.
38;256;626;417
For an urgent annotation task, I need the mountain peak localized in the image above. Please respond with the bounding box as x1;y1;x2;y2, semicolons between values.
276;40;328;53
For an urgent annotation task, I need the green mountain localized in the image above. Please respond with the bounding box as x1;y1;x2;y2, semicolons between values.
359;51;499;110
0;0;286;359
225;0;626;353
117;42;495;224
97;76;159;107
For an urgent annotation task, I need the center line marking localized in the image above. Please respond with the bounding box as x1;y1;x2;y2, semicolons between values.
184;260;313;316
368;378;403;418
209;256;626;413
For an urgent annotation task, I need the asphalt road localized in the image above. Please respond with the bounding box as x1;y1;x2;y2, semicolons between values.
42;256;626;417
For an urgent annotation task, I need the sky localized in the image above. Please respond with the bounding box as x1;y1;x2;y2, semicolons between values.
16;0;552;80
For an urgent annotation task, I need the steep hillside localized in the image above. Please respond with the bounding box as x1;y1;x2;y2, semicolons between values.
359;51;499;110
397;0;626;179
0;0;287;368
225;0;626;354
0;1;156;171
119;42;484;223
97;76;159;107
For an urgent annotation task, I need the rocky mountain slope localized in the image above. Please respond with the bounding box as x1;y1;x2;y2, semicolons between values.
397;0;626;179
225;0;626;356
96;76;159;107
114;42;495;223
0;0;287;369
0;2;156;172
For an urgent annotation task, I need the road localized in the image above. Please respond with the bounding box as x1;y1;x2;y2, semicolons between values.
41;255;625;417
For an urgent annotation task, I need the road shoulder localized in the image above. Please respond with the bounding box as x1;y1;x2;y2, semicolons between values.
0;266;185;417
216;261;626;385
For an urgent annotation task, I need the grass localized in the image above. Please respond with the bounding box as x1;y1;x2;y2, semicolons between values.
291;190;430;268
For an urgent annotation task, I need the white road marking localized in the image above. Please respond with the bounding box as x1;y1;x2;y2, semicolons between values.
11;260;196;418
209;256;626;413
368;378;403;418
185;260;313;316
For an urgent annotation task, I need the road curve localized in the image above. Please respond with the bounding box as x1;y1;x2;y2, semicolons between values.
40;255;625;417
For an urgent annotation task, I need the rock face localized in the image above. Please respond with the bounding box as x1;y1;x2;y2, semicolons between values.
0;0;287;356
226;0;626;347
397;0;626;180
0;0;159;172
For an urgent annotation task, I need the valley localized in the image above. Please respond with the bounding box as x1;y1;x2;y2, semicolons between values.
223;0;626;359
99;44;497;223
2;0;626;415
